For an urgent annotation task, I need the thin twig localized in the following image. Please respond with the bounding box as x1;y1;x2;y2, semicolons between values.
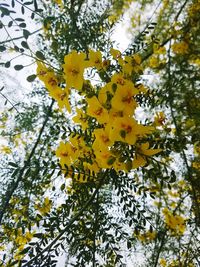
0;99;55;225
22;170;107;267
0;28;42;45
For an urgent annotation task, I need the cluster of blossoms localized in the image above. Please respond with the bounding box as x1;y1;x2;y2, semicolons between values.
162;208;186;235
37;49;162;183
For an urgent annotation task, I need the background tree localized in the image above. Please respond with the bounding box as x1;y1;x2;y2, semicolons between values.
0;0;199;266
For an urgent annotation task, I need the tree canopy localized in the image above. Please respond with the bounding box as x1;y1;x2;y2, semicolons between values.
0;0;200;266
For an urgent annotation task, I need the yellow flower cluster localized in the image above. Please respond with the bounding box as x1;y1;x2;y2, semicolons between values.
37;49;162;182
162;208;186;235
34;197;52;215
172;41;189;55
135;230;156;243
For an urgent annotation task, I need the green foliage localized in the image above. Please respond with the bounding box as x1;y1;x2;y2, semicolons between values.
0;0;200;266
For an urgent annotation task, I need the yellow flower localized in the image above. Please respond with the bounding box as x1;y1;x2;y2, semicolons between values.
70;135;91;157
111;82;138;116
88;50;102;70
87;96;109;124
54;0;62;4
92;127;113;150
63;50;87;90
73;108;88;130
122;54;142;75
149;56;160;68
0;145;12;154
102;59;110;70
153;45;166;55
110;48;122;60
83;161;100;174
49;87;71;112
132;142;162;169
36;61;61;93
163;208;186;235
35;197;52;215
159;258;167;267
98;83;113;105
154;111;166;126
172;41;189;54
192;161;200;170
94;148;116;169
56;141;79;168
111;73;127;86
108;108;124;121
109;117;139;145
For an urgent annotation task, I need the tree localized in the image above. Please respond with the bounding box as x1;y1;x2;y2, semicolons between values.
0;0;200;266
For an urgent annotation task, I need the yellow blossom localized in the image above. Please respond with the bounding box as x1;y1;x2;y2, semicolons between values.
92;127;113;150
172;41;189;54
111;82;138;116
132;142;162;169
110;48;122;60
35;197;52;215
0;145;12;154
87;96;109;124
149;56;160;68
98;83;113;105
56;141;79;168
73;108;88;130
111;73;127;86
159;258;167;267
154;111;166;126
163;208;186;235
88;50;102;70
49;87;71;112
109;117;139;145
122;54;142;75
63;50;87;90
94;148;116;169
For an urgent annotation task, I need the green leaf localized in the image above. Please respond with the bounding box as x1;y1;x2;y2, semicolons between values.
8;162;18;168
24;1;33;5
14;65;24;71
11;0;15;7
23;29;30;39
19;23;26;28
5;62;10;68
0;46;6;52
60;183;65;191
15;18;25;22
36;51;45;60
27;74;36;82
169;170;176;183
21;6;25;14
33;233;44;238
18;246;31;255
21;41;29;49
127;240;132;249
8;21;13;27
0;7;10;16
14;45;20;52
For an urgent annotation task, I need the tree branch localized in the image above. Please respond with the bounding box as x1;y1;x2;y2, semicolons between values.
22;170;107;266
0;99;55;225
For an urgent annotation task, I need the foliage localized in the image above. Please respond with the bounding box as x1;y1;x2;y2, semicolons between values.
0;0;200;266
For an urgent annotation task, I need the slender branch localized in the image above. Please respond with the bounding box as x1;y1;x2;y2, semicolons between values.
141;0;189;62
22;171;107;267
15;0;44;18
0;99;55;225
152;230;167;267
0;28;42;45
0;91;21;114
